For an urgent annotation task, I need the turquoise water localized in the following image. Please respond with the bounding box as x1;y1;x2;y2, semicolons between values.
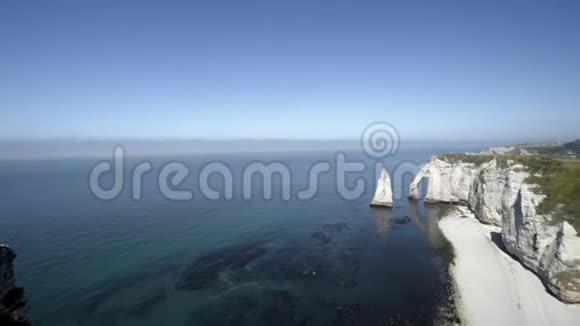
0;147;480;325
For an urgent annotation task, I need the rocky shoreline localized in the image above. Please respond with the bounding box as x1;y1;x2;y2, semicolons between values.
439;209;580;325
409;155;580;303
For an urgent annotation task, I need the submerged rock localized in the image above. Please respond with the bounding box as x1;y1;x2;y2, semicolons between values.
370;168;394;207
311;232;332;244
0;245;30;326
176;242;268;290
311;223;350;245
321;223;349;233
186;287;302;325
391;216;411;225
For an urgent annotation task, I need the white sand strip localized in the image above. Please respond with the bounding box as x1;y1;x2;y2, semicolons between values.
439;211;580;326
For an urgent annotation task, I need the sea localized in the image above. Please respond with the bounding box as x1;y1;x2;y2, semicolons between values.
0;144;485;325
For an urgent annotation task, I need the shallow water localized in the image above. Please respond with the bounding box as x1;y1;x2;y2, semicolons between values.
0;147;481;325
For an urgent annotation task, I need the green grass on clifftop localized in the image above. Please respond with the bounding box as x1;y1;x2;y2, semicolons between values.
528;159;580;230
438;153;580;230
438;153;562;173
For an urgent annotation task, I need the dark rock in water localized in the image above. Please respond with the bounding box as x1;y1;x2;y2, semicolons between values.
263;247;330;287
311;231;332;244
82;270;165;317
77;252;183;319
176;242;268;290
391;216;411;225
0;245;30;326
335;278;358;288
331;302;435;325
322;223;349;233
124;288;167;317
460;215;468;219
332;303;378;325
311;223;349;245
278;257;321;282
186;287;303;326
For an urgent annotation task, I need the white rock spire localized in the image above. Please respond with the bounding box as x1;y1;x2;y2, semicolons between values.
370;168;393;207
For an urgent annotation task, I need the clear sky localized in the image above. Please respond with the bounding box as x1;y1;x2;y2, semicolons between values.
1;0;579;142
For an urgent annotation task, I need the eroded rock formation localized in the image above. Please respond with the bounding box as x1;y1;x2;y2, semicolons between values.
409;156;580;303
409;157;477;205
370;168;393;207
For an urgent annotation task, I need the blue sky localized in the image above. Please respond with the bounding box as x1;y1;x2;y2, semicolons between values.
1;1;579;142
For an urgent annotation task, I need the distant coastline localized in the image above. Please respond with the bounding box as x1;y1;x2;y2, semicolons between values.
0;139;541;160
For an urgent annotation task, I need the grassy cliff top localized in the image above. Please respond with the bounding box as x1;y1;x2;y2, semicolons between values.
437;153;580;230
437;153;562;174
529;159;580;230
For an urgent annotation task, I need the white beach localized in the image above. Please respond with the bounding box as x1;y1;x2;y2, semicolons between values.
439;209;580;326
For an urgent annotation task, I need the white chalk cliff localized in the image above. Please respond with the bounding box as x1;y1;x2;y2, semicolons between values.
370;168;393;207
409;157;477;204
409;156;580;303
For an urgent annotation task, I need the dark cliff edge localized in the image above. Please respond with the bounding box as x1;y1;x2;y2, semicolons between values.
0;244;30;326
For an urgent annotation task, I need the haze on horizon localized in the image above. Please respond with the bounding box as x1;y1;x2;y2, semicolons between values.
1;1;580;143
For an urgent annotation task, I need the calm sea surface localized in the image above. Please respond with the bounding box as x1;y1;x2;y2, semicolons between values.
0;145;483;325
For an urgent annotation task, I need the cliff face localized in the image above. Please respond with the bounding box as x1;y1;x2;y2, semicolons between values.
0;245;30;326
467;160;513;226
370;168;393;207
410;156;580;303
